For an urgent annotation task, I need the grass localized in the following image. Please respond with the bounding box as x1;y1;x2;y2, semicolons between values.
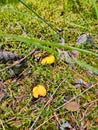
91;0;98;19
0;0;98;130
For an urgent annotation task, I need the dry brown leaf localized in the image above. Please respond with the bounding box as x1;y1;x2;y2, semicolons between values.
0;49;20;63
65;101;80;111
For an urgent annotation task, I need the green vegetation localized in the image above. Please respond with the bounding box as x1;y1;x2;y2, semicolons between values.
0;0;98;130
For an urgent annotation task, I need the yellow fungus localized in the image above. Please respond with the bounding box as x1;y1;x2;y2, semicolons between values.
32;85;46;98
41;55;55;65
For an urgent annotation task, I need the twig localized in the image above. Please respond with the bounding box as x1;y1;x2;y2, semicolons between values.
0;119;5;130
53;111;61;126
55;82;98;111
83;98;98;107
29;78;67;130
0;47;37;72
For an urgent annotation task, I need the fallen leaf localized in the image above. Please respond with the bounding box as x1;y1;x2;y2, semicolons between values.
74;78;90;88
41;55;55;65
65;101;80;111
58;50;73;64
32;84;46;98
76;34;95;47
76;34;88;44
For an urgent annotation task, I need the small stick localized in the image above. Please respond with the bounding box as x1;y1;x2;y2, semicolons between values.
83;98;98;107
53;111;61;125
0;119;5;130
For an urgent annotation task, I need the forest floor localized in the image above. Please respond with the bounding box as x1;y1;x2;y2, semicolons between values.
0;1;98;130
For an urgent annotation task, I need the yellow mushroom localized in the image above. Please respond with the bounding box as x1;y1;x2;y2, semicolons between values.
41;55;55;65
32;86;39;98
32;85;46;98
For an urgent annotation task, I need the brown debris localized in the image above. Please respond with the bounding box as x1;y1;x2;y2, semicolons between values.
0;49;20;63
0;82;8;102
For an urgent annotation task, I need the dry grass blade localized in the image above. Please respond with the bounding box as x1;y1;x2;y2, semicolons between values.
0;119;5;130
83;98;98;107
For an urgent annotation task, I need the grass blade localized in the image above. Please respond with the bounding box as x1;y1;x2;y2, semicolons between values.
73;58;98;75
91;0;98;19
0;34;97;57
